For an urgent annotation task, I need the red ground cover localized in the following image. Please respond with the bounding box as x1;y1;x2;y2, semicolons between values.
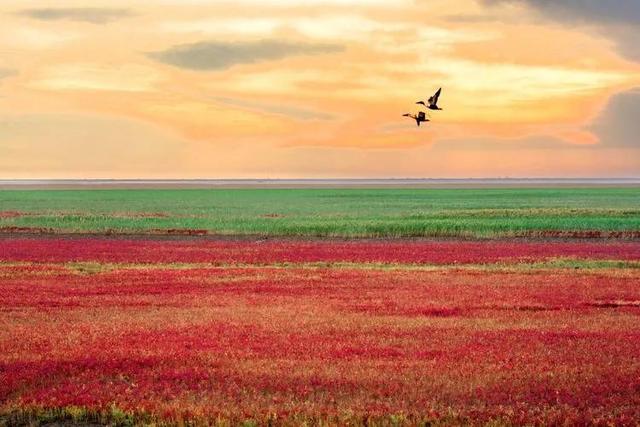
1;238;640;424
1;237;639;264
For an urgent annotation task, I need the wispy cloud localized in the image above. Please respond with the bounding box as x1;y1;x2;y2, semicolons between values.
149;40;343;71
213;96;336;121
31;63;161;92
442;14;501;24
0;68;17;80
18;8;133;24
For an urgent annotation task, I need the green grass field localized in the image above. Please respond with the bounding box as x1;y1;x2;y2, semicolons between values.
0;188;639;238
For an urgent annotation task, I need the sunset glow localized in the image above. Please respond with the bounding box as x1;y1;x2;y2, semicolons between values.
1;0;639;178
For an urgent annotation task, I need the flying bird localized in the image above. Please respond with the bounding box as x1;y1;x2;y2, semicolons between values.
417;88;443;111
403;111;429;126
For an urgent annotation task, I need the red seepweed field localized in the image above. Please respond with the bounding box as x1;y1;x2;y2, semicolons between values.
1;237;640;425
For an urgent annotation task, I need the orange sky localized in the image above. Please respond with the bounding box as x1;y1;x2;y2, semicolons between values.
1;0;639;178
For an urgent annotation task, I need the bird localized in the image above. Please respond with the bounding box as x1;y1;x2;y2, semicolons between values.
403;111;430;126
416;88;443;111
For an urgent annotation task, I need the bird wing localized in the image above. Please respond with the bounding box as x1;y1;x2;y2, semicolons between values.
429;88;441;106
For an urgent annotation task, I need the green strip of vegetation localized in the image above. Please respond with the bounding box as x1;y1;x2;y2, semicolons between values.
0;406;488;427
1;188;638;238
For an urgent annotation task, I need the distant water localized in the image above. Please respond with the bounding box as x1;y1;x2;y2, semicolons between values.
0;178;639;188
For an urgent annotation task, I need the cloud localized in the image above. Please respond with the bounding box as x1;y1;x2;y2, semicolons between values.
434;87;640;150
149;40;343;71
484;0;640;61
157;0;408;5
213;96;336;121
590;87;640;147
442;14;501;24
0;25;78;49
0;69;17;80
30;63;162;92
18;8;133;24
485;0;640;26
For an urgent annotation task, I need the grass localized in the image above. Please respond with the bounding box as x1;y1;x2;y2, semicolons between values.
1;406;466;427
0;188;639;238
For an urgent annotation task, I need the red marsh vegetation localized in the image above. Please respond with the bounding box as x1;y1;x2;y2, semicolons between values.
1;237;639;264
1;238;639;425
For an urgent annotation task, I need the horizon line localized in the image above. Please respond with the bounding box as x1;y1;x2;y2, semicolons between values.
1;177;640;181
1;177;639;190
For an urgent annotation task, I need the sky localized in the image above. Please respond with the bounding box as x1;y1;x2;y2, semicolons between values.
1;0;639;178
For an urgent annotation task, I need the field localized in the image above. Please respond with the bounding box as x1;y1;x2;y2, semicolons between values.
0;188;639;238
1;187;640;425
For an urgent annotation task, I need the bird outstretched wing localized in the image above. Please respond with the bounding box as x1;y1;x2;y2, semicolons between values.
428;88;442;106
